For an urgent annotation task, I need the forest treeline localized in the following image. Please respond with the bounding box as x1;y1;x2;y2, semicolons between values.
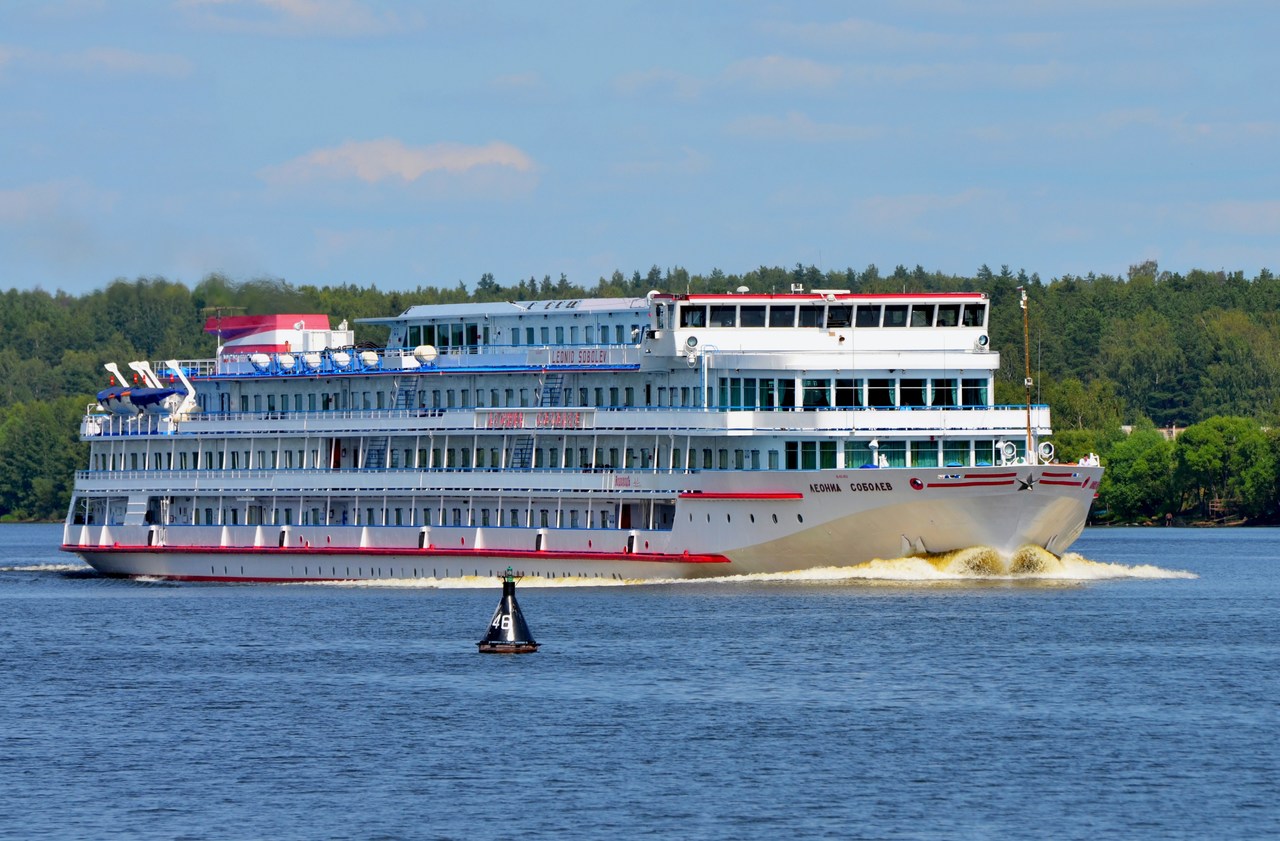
3;260;1280;524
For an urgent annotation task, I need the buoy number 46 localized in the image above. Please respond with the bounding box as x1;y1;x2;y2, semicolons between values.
491;614;512;631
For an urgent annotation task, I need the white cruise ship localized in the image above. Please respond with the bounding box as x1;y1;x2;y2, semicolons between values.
61;289;1102;581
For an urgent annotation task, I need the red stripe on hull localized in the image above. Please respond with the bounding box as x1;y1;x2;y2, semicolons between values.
1039;480;1085;487
964;472;1017;479
678;492;803;500
926;480;1016;488
63;544;730;565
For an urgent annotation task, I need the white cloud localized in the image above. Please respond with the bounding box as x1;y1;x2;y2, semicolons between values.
259;138;536;186
177;0;423;37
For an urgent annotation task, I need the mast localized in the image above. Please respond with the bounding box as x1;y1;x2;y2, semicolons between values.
1019;286;1034;464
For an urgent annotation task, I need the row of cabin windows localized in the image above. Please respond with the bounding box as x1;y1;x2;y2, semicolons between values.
405;322;642;349
677;302;986;330
224;375;987;418
716;377;989;410
182;503;677;531
228;384;708;414
97;436;1010;475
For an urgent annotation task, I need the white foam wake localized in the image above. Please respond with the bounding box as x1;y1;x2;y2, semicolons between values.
0;563;93;573
299;546;1195;588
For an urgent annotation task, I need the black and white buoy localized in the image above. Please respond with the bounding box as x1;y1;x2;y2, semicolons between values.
477;567;539;654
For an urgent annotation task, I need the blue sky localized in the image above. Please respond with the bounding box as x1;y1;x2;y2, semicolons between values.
2;1;1277;295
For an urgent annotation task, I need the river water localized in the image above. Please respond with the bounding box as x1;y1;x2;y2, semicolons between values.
1;524;1276;840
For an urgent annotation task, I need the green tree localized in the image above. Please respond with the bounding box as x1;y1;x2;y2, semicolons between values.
1097;423;1173;521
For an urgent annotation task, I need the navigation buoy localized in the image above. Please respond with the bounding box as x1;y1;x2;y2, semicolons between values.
477;568;539;654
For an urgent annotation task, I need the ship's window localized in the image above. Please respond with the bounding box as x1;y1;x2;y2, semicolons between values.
680;306;707;328
943;439;971;467
585;326;594;343
409;325;421;346
424;325;437;346
961;378;988;407
910;305;935;327
880;441;907;467
624;387;634;406
820;442;837;469
826;305;852;328
932;379;958;407
452;324;465;347
798;306;822;328
467;325;480;346
615;325;625;344
936;304;960;327
883;305;908;327
785;442;799;470
912;440;939;467
541;326;550;344
800;442;817;470
868;379;894;407
526;327;535;344
768;306;795;328
900;379;927;407
742;378;757;410
570;326;579;343
845;440;875;468
803;379;831;408
835;379;862;408
975;440;996;466
710;305;737;327
512;330;520;346
855;304;881;327
739;305;765;327
962;303;986;327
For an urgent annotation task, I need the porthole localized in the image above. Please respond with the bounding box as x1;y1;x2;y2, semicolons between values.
772;514;778;524
750;514;755;523
797;514;804;523
707;514;711;522
727;514;731;523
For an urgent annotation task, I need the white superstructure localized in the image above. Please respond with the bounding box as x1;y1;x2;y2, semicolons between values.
62;290;1101;581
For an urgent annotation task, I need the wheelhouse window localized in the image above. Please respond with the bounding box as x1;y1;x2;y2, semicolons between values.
768;306;795;328
910;305;935;327
962;303;987;327
739;305;766;327
855;305;881;327
680;306;707;327
710;305;737;327
798;305;822;328
936;304;960;327
883;305;908;327
826;305;852;328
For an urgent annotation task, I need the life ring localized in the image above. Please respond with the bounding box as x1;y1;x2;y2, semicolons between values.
1038;441;1055;462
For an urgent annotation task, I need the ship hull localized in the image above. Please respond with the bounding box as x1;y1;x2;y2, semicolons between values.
63;464;1101;582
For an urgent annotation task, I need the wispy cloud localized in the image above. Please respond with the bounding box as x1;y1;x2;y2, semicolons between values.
614;68;704;101
259;138;536;186
726;111;883;143
722;55;842;92
0;45;191;78
177;0;424;37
